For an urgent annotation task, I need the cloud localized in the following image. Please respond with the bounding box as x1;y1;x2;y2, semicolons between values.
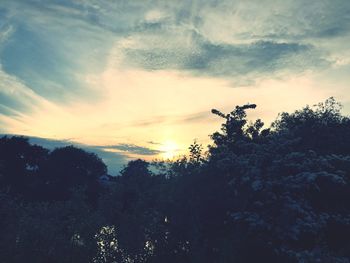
147;141;162;145
0;1;114;104
179;111;213;123
1;25;78;101
104;0;346;84
1;0;349;89
100;144;162;156
0;66;46;117
100;110;215;131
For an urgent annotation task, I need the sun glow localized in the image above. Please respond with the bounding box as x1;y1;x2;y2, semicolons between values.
160;140;179;160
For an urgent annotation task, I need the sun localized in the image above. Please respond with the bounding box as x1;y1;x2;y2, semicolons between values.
160;140;179;160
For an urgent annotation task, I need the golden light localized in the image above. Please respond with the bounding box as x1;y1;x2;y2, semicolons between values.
160;140;179;160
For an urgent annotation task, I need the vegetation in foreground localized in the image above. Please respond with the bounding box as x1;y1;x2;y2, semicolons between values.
0;98;349;263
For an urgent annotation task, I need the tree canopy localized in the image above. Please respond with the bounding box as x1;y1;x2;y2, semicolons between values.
0;98;349;263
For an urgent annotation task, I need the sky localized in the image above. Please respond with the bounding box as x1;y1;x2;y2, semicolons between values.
0;0;350;173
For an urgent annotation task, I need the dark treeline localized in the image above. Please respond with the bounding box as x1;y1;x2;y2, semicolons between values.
0;97;349;263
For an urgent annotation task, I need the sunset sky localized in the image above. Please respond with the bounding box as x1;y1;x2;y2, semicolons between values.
1;0;350;173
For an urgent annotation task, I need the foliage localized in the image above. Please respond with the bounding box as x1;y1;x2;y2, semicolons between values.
0;98;349;262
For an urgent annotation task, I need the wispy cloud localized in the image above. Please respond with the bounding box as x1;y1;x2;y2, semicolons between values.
1;0;349;86
120;34;328;83
100;144;162;156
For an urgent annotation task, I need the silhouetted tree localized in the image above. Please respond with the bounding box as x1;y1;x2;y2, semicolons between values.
272;97;350;154
42;146;107;201
1;98;350;263
0;136;48;198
